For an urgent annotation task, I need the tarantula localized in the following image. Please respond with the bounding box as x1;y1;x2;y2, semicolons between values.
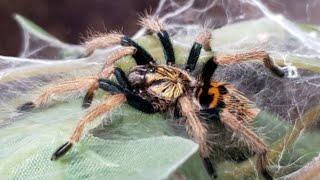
17;17;285;179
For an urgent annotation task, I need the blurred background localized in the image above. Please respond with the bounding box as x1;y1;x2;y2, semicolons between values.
0;0;319;56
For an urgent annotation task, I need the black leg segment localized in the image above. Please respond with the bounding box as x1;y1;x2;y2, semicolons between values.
98;79;156;114
157;31;175;65
17;101;36;112
51;141;73;161
121;36;155;65
82;91;95;108
114;67;132;90
201;57;218;84
185;42;202;72
262;170;273;180
99;79;124;94
202;157;218;178
83;67;133;109
125;93;156;114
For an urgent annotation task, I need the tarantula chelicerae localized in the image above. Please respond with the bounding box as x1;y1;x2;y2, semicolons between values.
18;17;285;179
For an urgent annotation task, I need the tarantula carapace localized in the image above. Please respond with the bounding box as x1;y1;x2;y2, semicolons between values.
17;17;285;179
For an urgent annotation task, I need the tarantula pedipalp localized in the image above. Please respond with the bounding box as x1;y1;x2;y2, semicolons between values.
17;17;285;179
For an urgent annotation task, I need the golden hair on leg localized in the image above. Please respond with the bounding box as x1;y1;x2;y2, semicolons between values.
217;50;284;77
51;94;126;161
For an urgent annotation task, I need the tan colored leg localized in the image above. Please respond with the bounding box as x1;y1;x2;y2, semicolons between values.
17;76;98;111
70;94;125;143
178;96;209;157
217;51;284;77
178;95;217;177
99;47;136;77
195;30;212;51
83;32;124;56
82;47;136;108
220;110;272;179
139;16;164;33
51;94;126;160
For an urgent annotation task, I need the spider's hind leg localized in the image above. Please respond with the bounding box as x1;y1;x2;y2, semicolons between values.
203;157;217;178
217;50;285;77
178;96;217;178
219;110;273;180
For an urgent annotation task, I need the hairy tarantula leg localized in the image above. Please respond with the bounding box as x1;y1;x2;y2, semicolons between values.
51;94;126;161
99;47;136;77
83;32;155;65
82;81;99;108
139;17;175;65
219;110;273;180
157;31;175;65
83;32;125;56
186;31;212;72
201;57;218;84
82;47;135;108
178;96;216;178
99;79;156;114
217;51;285;77
17;77;98;112
121;36;155;65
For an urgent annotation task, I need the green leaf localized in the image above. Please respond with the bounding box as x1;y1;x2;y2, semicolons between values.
14;14;61;45
0;100;201;180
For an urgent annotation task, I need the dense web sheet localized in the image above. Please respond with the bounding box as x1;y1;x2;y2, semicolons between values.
1;0;320;179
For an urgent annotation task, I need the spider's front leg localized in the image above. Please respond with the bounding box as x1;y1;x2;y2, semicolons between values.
81;47;136;108
52;68;156;160
82;32;156;108
17;34;143;112
99;68;157;114
83;32;155;65
178;96;217;178
139;16;175;65
51;93;126;160
217;51;285;77
17;76;99;112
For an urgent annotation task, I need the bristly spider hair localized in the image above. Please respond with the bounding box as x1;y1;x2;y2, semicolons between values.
17;16;285;180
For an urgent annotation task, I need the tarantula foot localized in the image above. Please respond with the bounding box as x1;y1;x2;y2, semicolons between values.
261;169;273;180
202;158;217;179
82;102;91;109
272;67;285;78
51;141;73;161
82;81;99;109
17;102;36;112
82;91;94;108
76;52;91;59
